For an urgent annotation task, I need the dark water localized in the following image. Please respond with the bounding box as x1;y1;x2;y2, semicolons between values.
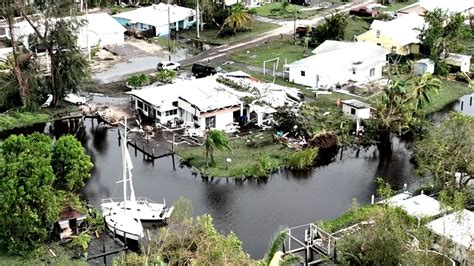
5;92;472;259
77;120;414;258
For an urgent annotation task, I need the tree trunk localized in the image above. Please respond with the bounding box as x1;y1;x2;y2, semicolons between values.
6;11;30;108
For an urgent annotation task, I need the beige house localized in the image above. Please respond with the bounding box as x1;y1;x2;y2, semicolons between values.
356;13;425;56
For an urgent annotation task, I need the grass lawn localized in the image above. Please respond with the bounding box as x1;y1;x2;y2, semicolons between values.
180;21;279;45
462;38;474;57
421;80;473;114
382;0;417;12
0;112;50;133
230;37;307;71
177;132;291;178
255;3;320;19
345;17;371;41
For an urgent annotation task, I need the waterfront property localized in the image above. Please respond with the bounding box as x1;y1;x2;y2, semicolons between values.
113;3;196;37
284;40;388;89
356;12;425;56
127;72;301;131
3;13;126;50
341;99;371;134
442;53;472;73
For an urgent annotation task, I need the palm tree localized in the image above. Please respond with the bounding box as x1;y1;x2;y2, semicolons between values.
217;4;252;36
410;73;442;110
204;130;231;167
262;228;301;266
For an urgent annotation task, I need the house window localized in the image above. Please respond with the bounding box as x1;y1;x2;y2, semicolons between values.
156;110;162;117
376;30;381;38
137;100;143;109
188;15;194;21
352;68;356;75
205;116;216;129
172;101;178;107
350;108;356;115
301;71;306;77
369;68;375;77
376;43;381;46
165;109;178;116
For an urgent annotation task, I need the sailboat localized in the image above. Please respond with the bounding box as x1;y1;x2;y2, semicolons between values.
101;118;174;224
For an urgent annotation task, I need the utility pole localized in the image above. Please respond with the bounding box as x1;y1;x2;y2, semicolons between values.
85;0;91;62
293;10;296;44
167;0;171;61
196;0;200;39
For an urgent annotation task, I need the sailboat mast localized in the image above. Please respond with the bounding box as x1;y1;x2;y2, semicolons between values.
122;117;128;213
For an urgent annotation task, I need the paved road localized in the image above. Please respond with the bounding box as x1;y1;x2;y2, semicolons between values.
93;0;373;84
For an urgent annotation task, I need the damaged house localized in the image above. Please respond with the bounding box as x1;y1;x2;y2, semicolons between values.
127;72;302;131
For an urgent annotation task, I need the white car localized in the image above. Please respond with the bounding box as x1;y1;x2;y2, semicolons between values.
157;61;181;71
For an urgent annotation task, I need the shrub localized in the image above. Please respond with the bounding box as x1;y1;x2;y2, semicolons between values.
155;69;176;84
286;148;318;170
127;74;150;88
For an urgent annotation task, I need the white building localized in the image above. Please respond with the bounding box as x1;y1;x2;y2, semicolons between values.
427;210;474;263
5;13;126;50
127;72;301;131
443;53;472;73
341;99;371;119
391;194;444;219
398;0;474;17
113;4;196;37
284;40;388;89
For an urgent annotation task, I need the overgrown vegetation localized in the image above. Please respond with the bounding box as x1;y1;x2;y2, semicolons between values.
155;69;177;84
178;132;291;178
127;73;151;88
0;111;49;132
285;148;318;170
0;133;95;255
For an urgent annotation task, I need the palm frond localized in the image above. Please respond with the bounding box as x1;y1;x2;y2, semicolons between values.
264;228;288;264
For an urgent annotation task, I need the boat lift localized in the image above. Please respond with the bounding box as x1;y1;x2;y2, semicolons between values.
283;223;337;265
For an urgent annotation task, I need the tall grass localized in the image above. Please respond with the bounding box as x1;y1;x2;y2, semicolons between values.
0;112;50;132
285;148;318;170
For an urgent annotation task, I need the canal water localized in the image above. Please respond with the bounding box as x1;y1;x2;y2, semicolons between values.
3;93;471;259
78;120;414;258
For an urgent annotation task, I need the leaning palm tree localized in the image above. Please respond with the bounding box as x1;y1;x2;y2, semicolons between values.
204;129;232;167
410;73;442;110
262;228;301;266
217;4;252;36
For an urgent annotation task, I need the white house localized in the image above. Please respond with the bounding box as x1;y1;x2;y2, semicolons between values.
391;194;444;219
284;40;388;89
113;4;196;37
127;72;302;131
127;75;246;131
5;13;126;50
398;0;474;17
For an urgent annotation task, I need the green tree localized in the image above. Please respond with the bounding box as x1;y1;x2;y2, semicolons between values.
52;135;93;192
411;73;442;110
217;3;252;36
414;113;474;192
20;0;91;106
311;12;348;46
127;73;150;88
0;133;61;253
204;129;231;167
0;133;94;254
419;8;466;74
156;69;176;84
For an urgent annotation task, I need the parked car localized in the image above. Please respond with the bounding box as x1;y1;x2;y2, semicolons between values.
157;61;181;71
191;63;221;78
296;26;316;38
289;0;310;7
349;6;379;17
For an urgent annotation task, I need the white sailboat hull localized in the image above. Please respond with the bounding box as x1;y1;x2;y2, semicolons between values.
104;212;144;241
101;198;174;222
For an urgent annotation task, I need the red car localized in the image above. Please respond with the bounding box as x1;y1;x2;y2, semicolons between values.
349;6;379;17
